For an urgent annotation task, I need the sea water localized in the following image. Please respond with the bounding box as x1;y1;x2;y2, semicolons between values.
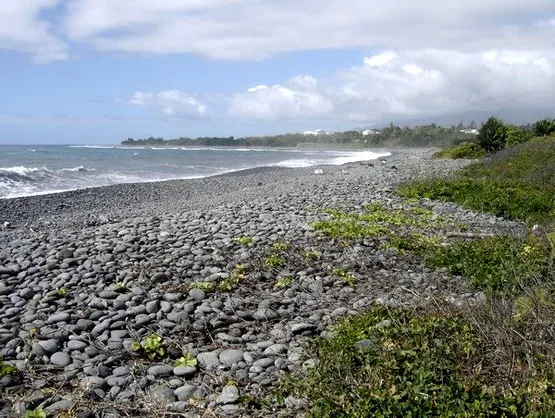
0;145;390;199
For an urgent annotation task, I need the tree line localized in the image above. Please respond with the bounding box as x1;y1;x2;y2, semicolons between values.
120;122;481;148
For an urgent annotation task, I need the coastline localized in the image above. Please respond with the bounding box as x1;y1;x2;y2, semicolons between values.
0;148;526;416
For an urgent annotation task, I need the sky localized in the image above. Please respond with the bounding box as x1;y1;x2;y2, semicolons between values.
1;1;555;144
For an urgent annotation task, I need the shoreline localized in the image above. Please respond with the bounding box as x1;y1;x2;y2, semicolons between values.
0;148;526;416
0;149;400;235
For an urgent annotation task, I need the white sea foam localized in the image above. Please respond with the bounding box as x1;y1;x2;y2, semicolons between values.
329;151;391;165
57;166;95;173
68;145;115;149
0;166;49;176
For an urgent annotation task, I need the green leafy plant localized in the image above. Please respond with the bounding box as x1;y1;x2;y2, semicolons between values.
272;242;291;252
174;352;197;368
24;408;47;418
113;282;129;292
28;328;38;339
274;277;292;290
0;361;17;377
56;287;68;297
132;334;166;359
188;281;215;292
332;267;355;286
234;236;254;245
263;253;285;269
219;265;248;291
302;249;319;260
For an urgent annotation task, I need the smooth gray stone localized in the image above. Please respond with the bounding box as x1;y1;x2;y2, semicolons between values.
174;384;198;401
197;352;220;370
67;340;88;351
219;349;245;368
145;300;160;314
263;343;287;355
37;339;60;355
150;385;176;404
216;385;239;405
106;376;131;387
173;366;197;377
45;399;74;415
82;376;106;389
252;358;274;369
189;288;205;301
50;352;72;367
147;364;173;377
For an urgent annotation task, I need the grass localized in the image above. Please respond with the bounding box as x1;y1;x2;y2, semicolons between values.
267;138;555;417
426;235;552;294
433;140;486;159
400;137;555;225
277;304;555;417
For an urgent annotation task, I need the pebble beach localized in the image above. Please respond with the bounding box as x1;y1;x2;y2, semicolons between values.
0;149;526;417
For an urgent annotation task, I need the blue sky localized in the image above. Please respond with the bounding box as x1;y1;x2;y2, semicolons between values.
1;1;555;144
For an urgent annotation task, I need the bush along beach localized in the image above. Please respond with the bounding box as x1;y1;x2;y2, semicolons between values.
0;136;553;416
432;116;553;160
274;133;555;417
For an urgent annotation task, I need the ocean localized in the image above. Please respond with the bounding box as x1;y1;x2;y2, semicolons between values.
0;145;391;199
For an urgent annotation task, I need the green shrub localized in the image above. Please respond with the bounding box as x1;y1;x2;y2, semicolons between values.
425;236;551;294
505;124;534;146
279;305;555;417
477;116;507;152
433;141;485;159
399;138;555;224
533;118;555;137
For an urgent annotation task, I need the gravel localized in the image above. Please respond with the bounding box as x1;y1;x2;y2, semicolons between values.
0;149;526;416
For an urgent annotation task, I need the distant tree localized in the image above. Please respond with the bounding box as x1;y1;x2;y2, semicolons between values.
533;119;555;137
477;117;507;152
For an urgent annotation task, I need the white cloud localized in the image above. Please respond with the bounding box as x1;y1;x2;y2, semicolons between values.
0;0;68;62
364;52;398;67
228;50;555;122
229;76;334;120
129;90;210;119
58;1;555;60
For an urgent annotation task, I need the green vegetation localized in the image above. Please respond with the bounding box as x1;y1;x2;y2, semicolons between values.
477;116;508;152
234;236;254;245
121;122;478;149
0;361;17;377
433;140;486;159
278;305;555;417
400;137;555;224
426;235;551;294
311;201;447;253
174;352;198;368
24;408;47;418
332;267;356;286
55;287;68;297
270;133;555;417
188;281;216;292
534;118;555;137
433;116;544;160
274;276;292;290
113;282;130;293
132;334;166;359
